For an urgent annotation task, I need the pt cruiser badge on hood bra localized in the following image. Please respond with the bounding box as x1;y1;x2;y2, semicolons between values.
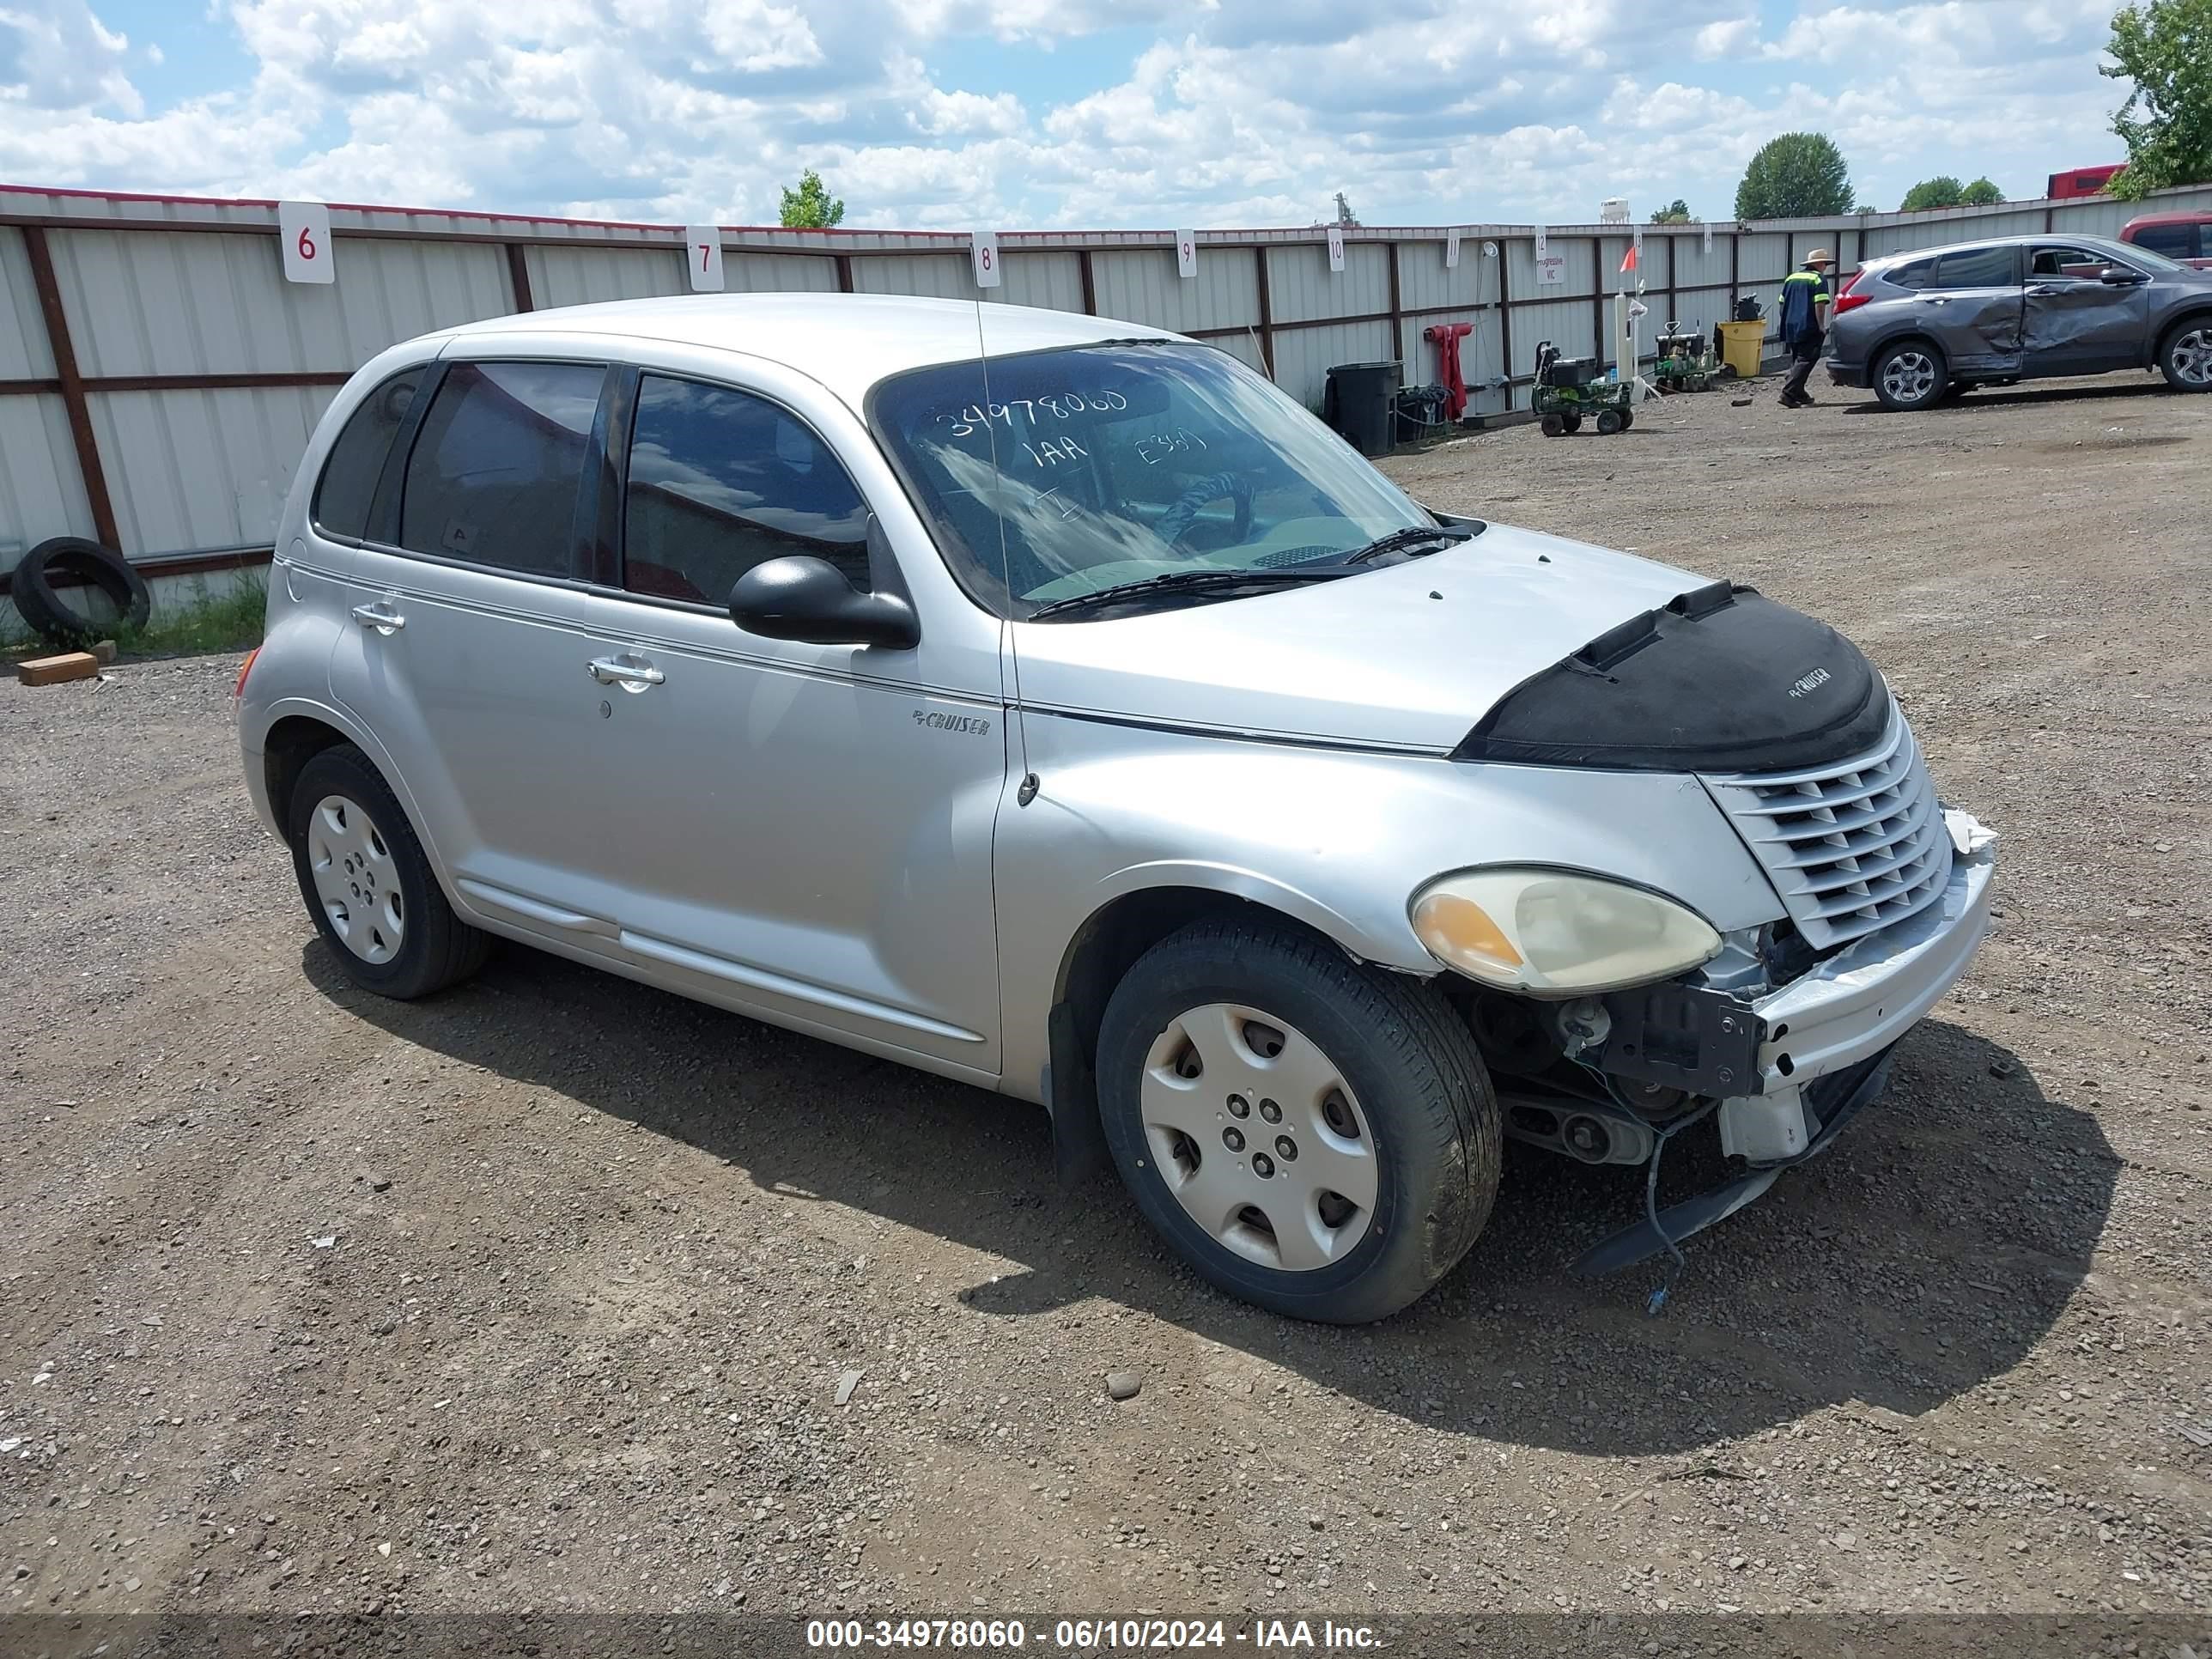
237;294;1996;1323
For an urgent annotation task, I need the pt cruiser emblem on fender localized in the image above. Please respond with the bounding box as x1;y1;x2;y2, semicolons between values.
914;708;993;737
1788;666;1832;698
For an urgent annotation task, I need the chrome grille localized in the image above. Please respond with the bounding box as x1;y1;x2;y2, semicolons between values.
1701;709;1953;952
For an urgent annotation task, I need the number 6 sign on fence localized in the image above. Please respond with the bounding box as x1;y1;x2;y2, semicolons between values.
277;201;334;285
684;226;726;292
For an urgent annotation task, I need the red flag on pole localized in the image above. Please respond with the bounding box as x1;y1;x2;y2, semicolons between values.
1620;244;1639;274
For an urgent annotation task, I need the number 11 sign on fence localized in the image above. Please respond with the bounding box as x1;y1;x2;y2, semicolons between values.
685;227;726;292
277;201;334;285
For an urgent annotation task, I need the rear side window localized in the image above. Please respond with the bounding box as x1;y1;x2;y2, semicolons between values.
1929;246;2019;289
1886;257;1936;289
312;368;424;540
2129;222;2198;258
398;362;604;575
621;374;871;605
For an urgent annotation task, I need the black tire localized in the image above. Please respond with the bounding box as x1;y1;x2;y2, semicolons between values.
1539;413;1565;437
1597;409;1625;434
1871;339;1947;410
1620;405;1636;428
1561;413;1583;434
1096;918;1502;1324
287;744;489;1000
2155;316;2212;392
9;538;150;648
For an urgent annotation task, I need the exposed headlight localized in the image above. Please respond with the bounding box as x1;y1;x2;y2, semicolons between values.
1409;868;1721;996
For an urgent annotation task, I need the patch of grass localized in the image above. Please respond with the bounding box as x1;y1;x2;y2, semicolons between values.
116;574;268;658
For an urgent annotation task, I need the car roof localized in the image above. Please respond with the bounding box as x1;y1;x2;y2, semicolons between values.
428;292;1180;407
2123;210;2212;227
1868;232;2127;266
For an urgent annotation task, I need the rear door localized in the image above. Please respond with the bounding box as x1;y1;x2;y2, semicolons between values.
1918;244;2024;375
327;354;621;953
2022;243;2151;374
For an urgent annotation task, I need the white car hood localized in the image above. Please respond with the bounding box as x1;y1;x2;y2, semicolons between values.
1009;524;1710;752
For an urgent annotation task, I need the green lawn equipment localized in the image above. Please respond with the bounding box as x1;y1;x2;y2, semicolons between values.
1533;340;1636;436
1651;321;1716;392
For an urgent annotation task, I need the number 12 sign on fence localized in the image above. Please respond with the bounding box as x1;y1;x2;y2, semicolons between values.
277;201;334;284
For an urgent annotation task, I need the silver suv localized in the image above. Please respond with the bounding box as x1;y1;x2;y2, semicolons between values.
237;294;1996;1322
1826;233;2212;409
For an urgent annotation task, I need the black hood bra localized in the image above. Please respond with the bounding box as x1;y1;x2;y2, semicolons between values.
1451;581;1893;775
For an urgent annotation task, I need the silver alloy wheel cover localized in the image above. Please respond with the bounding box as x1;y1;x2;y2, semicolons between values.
1139;1004;1379;1272
307;793;404;964
2173;328;2212;387
1881;349;1937;403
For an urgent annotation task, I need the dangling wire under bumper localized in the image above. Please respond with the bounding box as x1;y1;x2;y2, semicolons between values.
1570;1043;1899;1279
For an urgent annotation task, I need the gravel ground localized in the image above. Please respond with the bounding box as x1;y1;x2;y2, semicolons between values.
2;372;2209;1644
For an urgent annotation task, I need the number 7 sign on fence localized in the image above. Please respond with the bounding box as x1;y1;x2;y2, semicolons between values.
277;202;334;285
684;227;726;292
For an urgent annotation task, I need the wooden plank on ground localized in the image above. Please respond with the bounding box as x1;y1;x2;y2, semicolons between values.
16;653;100;686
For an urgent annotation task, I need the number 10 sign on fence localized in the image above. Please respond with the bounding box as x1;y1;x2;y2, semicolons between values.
277;201;334;285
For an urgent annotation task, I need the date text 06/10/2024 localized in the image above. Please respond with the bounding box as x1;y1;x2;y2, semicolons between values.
803;1619;1382;1650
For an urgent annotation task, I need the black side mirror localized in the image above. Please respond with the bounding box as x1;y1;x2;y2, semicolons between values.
2100;265;2146;285
729;555;919;648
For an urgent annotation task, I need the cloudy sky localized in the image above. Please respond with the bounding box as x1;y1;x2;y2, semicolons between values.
0;0;2125;229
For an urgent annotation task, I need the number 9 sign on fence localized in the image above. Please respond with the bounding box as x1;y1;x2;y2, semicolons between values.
278;201;334;285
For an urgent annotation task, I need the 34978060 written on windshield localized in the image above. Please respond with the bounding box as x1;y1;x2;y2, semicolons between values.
867;343;1427;617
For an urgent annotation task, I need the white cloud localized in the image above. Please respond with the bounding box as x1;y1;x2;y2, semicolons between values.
0;0;2132;228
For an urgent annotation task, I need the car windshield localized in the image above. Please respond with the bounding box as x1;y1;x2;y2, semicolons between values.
869;342;1439;619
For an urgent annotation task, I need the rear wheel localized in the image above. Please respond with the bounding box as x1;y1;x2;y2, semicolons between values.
1597;408;1625;434
287;744;489;1000
1539;413;1565;437
1872;341;1946;410
1096;919;1501;1324
2158;319;2212;391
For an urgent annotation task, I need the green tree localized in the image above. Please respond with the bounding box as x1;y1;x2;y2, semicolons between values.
778;169;846;228
1960;176;2005;205
1650;198;1692;223
1735;132;1854;219
1899;174;1966;211
2103;0;2212;199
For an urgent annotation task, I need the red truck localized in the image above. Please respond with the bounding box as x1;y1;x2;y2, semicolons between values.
2120;210;2212;269
2047;164;2124;199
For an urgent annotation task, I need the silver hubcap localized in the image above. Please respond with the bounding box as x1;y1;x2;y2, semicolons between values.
2173;329;2212;387
307;793;404;964
1881;349;1937;403
1139;1004;1378;1273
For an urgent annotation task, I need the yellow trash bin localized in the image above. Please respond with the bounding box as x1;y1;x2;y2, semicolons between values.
1717;320;1768;380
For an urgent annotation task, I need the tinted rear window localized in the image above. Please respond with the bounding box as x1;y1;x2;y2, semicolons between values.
398;362;605;576
1887;257;1936;289
313;368;424;540
1930;246;2018;289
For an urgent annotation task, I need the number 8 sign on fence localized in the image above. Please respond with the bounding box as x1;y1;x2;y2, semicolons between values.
684;227;726;293
277;202;334;285
970;231;1002;289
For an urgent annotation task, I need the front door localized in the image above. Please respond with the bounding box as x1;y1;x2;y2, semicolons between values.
581;370;1006;1073
1917;243;2024;376
327;356;622;953
2022;243;2152;374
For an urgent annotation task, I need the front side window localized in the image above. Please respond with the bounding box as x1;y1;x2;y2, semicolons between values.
2031;245;2113;278
2128;222;2198;259
621;376;871;605
398;361;604;575
1930;246;2019;289
313;368;424;540
870;343;1435;619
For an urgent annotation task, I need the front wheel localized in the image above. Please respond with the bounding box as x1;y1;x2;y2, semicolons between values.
1539;412;1565;437
1873;341;1946;410
1096;920;1501;1323
1597;408;1625;434
2158;320;2212;391
287;744;489;1000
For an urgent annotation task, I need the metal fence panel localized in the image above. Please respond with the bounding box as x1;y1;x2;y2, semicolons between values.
1271;319;1395;411
0;394;93;556
1092;246;1257;334
726;252;840;294
1395;238;1482;313
526;244;685;308
1668;231;1730;294
854;252;978;301
1;228;56;380
1510;299;1598;380
1000;251;1085;313
1736;233;1790;284
88;385;333;556
1267;241;1389;325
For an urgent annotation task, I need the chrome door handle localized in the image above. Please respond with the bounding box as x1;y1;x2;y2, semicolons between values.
1923;296;1951;305
587;655;664;690
350;601;404;634
2026;283;2058;296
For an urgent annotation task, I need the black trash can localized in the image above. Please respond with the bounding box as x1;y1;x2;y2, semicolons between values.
1323;360;1401;456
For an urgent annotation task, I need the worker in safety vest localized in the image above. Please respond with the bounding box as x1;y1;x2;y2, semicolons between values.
1777;249;1835;408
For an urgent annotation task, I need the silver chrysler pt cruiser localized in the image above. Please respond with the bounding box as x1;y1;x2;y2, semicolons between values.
237;294;1996;1323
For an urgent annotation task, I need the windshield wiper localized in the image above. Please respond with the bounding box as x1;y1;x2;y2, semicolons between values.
1025;567;1348;622
1337;523;1480;565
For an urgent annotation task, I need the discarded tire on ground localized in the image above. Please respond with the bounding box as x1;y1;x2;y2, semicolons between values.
9;538;149;647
